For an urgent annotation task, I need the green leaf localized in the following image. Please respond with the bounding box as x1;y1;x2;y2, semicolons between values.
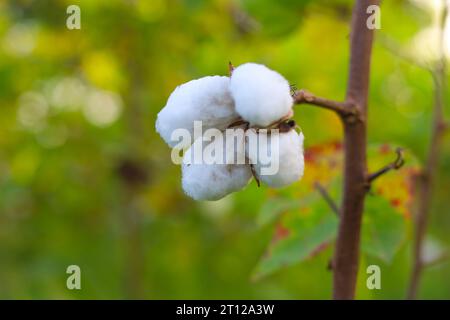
257;198;301;227
242;0;313;37
257;192;320;226
253;188;339;280
361;194;407;263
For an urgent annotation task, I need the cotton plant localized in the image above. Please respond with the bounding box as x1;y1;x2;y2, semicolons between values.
156;62;305;201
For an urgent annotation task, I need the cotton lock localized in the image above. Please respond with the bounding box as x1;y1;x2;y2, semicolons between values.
229;63;293;127
156;76;239;148
247;130;304;188
182;137;252;200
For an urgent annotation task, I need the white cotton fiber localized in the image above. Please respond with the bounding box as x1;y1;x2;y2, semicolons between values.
156;76;239;148
247;129;304;188
229;63;293;127
182;163;252;201
182;137;252;200
182;129;247;165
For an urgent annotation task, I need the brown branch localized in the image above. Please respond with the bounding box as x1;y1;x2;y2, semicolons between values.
315;182;340;216
407;1;448;300
367;148;405;184
294;89;357;117
332;0;378;300
293;1;377;299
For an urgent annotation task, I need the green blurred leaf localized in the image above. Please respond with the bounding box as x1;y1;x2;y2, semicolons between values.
252;210;337;280
361;194;407;263
258;191;321;226
258;198;301;226
253;179;340;280
241;0;313;37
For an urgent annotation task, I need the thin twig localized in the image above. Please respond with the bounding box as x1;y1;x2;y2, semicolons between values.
367;148;405;184
407;0;448;300
314;182;340;216
294;89;357;117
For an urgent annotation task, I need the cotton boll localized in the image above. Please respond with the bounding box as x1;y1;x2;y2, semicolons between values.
247;129;304;188
156;76;239;148
230;63;293;127
182;136;252;201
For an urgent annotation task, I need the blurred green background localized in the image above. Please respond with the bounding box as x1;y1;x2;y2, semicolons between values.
0;0;449;299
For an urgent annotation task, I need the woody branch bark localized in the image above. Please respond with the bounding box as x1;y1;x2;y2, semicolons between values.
407;1;448;300
295;0;379;299
294;89;356;116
